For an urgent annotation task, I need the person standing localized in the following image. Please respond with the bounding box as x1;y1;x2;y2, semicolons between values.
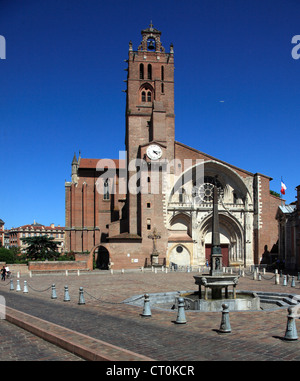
1;266;6;281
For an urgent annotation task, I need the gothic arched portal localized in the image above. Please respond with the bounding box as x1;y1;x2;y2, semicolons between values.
199;213;244;267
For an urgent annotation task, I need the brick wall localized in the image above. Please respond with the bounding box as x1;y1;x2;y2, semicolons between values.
28;260;89;273
257;176;281;263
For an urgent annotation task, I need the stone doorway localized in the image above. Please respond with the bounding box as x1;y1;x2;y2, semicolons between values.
96;246;110;270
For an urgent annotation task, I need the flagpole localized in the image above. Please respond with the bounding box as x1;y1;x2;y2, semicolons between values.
280;176;283;206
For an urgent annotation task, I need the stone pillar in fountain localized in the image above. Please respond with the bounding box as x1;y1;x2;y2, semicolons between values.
210;184;223;298
210;185;223;275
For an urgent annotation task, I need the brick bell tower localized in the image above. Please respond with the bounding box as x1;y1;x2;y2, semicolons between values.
125;23;175;249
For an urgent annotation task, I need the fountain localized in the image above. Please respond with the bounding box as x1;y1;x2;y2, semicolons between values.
125;182;261;312
190;183;260;312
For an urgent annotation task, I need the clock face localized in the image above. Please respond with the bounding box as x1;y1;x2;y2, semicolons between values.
146;144;162;160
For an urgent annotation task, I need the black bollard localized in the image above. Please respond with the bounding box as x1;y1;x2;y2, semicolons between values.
78;287;85;305
284;307;298;341
219;304;231;333
64;285;70;302
51;284;57;299
175;297;187;324
141;294;151;317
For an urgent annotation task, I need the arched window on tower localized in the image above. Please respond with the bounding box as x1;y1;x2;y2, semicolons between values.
103;179;110;200
140;85;153;103
140;63;144;79
147;64;152;80
161;66;164;81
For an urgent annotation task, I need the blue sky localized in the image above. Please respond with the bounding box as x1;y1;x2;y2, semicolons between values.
0;0;299;229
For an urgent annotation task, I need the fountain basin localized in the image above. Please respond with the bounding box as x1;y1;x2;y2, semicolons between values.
124;290;300;312
178;291;260;312
193;274;240;300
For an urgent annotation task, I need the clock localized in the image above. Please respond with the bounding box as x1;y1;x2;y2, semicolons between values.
146;144;162;160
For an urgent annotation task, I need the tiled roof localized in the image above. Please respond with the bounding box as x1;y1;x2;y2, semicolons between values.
11;224;65;231
79;158;126;169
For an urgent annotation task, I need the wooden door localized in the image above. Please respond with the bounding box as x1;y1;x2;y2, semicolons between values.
205;244;229;267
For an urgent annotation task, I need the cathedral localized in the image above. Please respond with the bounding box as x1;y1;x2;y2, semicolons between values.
65;24;281;270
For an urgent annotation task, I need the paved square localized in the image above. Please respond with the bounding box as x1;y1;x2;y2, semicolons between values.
1;269;300;361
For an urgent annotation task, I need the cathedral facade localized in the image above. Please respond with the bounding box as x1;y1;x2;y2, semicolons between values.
65;25;281;270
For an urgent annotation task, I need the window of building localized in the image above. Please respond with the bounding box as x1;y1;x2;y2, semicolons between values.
147;64;152;80
161;66;164;81
140;84;153;103
141;89;152;103
140;63;144;79
147;202;151;208
147;218;151;230
103;179;110;200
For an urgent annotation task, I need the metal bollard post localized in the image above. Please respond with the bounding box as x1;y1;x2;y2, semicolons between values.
258;273;262;281
175;297;187;324
275;273;280;285
141;294;151;317
16;279;21;292
291;276;296;288
78;287;85;305
219;304;231;333
64;286;70;302
284;307;298;341
51;284;57;299
9;279;14;291
283;275;287;286
23;280;28;293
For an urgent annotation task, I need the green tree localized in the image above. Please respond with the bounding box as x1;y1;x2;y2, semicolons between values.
21;235;60;261
270;190;281;198
0;247;17;263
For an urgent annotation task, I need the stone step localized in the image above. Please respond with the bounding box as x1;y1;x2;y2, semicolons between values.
254;291;300;308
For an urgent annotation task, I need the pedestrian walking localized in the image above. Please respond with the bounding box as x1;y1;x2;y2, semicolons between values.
1;266;7;281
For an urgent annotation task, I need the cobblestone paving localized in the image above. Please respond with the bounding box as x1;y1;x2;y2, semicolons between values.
0;319;84;361
1;270;300;361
